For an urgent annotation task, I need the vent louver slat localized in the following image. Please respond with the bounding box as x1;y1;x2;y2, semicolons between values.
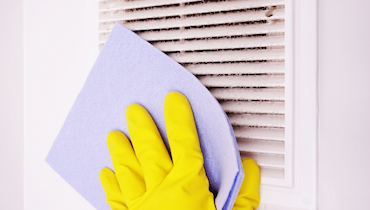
150;35;284;52
198;75;284;87
99;0;284;21
134;22;285;41
234;127;285;141
168;49;284;63
99;9;284;32
99;0;287;181
220;101;285;114
99;0;200;11
185;62;284;74
241;152;285;168
228;113;284;127
210;88;284;102
238;139;284;154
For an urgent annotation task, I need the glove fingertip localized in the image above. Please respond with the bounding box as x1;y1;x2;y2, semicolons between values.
242;158;260;183
241;158;258;169
100;167;115;183
126;103;146;123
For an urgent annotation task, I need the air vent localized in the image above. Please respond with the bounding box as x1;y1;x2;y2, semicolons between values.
98;0;287;182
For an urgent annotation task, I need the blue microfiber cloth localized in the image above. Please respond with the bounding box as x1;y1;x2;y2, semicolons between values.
46;22;243;210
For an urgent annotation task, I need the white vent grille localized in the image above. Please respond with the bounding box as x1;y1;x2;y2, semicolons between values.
98;0;286;182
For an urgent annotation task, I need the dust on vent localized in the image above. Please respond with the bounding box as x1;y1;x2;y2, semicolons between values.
98;0;286;182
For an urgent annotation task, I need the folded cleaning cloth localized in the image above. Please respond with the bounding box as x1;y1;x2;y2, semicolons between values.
46;22;243;210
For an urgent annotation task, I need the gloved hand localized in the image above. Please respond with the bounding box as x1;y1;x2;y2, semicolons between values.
100;91;260;210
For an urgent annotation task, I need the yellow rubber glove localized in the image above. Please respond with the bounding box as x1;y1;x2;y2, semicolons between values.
100;91;260;210
233;158;261;210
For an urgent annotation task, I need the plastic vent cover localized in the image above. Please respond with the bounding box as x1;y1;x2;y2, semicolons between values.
98;0;287;185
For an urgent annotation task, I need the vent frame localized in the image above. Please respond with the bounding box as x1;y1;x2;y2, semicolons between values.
98;0;293;188
97;0;318;209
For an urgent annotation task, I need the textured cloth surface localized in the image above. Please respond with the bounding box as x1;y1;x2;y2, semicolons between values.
46;22;243;210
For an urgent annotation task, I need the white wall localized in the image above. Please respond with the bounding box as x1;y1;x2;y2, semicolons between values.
0;0;24;209
23;0;98;209
318;0;370;209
